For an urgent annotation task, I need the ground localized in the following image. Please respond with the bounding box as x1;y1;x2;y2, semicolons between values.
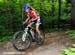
0;31;72;55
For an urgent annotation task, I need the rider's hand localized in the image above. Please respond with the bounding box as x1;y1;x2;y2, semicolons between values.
23;21;26;24
29;20;32;23
31;19;34;22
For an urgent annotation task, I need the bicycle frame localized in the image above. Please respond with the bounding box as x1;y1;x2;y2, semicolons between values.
22;24;30;41
22;22;34;42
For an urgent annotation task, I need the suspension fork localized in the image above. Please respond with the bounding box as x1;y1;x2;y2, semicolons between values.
22;27;29;41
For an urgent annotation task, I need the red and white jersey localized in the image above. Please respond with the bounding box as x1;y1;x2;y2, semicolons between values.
27;10;38;19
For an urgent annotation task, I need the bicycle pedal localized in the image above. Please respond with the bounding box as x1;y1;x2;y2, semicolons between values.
32;39;35;42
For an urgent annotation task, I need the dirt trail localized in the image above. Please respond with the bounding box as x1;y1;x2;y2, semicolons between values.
0;32;72;55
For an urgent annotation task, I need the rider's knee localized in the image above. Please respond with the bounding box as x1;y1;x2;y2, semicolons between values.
36;26;39;32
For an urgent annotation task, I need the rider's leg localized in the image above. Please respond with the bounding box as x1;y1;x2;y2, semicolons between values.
36;24;42;38
36;16;42;38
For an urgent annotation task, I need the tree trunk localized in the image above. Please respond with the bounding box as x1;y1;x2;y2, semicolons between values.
58;0;61;30
52;0;54;16
71;0;75;29
51;0;55;29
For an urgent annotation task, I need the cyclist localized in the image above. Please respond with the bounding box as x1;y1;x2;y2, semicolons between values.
23;4;42;39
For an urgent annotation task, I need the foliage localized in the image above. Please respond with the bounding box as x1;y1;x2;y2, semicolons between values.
60;48;75;55
0;0;72;42
65;30;75;38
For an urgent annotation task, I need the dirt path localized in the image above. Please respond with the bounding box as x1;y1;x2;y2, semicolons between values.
0;32;72;55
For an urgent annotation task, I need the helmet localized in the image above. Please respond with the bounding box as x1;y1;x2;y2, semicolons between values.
23;4;30;10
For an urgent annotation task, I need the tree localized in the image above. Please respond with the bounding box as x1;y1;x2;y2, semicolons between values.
71;0;75;29
58;0;61;30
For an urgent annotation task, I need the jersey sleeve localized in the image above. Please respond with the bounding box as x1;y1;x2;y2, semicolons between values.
32;11;38;18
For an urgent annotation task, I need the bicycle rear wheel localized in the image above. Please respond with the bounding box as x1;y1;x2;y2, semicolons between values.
35;30;45;45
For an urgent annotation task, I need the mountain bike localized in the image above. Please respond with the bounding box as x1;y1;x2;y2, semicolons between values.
12;23;45;51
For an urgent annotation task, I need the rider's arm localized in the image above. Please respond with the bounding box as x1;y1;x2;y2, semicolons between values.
23;14;30;24
25;14;30;22
31;11;38;21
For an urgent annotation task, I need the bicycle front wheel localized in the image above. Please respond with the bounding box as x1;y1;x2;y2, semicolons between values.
12;31;32;51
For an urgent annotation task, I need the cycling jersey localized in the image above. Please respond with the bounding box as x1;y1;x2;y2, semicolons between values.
27;10;38;19
27;10;41;25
